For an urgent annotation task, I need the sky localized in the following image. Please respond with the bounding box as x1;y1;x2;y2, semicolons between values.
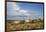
7;2;43;20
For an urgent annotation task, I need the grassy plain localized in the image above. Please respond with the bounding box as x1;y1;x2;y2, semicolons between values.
6;19;44;32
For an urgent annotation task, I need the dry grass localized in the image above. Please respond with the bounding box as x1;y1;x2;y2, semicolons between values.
6;19;44;32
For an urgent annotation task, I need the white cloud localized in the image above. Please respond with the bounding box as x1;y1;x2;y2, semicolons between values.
7;2;43;20
19;10;27;13
7;2;30;16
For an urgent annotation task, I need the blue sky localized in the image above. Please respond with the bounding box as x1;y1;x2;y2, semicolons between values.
7;2;43;20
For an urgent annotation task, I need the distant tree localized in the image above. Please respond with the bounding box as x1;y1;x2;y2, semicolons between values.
32;20;34;23
20;20;25;24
